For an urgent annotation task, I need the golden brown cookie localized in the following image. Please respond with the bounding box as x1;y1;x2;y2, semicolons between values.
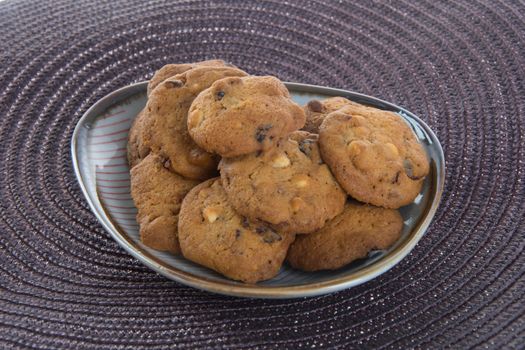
140;66;248;180
287;202;403;271
187;76;305;157
178;178;295;283
319;105;429;208
129;61;239;171
130;153;200;254
147;59;228;96
219;131;346;234
302;97;353;133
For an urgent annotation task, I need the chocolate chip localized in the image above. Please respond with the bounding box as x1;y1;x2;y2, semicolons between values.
254;226;282;243
307;100;324;113
262;230;282;244
255;226;267;234
392;171;400;184
255;124;273;143
216;91;225;100
403;159;423;180
298;139;314;157
164;79;184;88
255;150;263;157
241;217;250;228
235;229;241;239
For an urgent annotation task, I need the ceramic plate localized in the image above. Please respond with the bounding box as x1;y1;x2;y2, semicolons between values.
71;81;445;298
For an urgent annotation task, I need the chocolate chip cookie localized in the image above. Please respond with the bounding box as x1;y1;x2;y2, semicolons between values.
219;131;346;234
140;66;248;179
302;97;353;133
147;59;228;96
130;153;200;254
187;76;305;157
287;202;403;271
178;178;295;283
319;105;429;208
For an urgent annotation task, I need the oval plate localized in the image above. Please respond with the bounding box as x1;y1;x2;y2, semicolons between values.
71;81;445;298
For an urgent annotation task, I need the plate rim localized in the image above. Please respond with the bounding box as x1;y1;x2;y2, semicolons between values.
71;81;445;298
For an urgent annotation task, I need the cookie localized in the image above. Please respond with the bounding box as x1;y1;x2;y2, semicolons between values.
147;59;228;96
187;76;305;157
219;131;346;234
319;105;430;208
287;202;403;271
303;97;353;133
130;153;200;254
130;62;240;171
178;178;295;283
140;66;248;179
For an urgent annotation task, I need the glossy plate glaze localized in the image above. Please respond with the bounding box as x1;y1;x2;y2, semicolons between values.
71;81;445;298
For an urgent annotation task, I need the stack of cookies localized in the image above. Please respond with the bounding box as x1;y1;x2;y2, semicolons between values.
128;60;430;283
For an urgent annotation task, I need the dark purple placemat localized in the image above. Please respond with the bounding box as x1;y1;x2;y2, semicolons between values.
1;0;524;348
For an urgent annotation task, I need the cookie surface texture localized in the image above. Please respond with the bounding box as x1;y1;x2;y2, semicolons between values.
188;76;305;157
219;131;346;234
130;153;200;254
178;178;295;283
287;202;403;271
319;105;429;208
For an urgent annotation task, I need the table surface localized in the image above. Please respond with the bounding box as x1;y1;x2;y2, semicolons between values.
1;0;524;349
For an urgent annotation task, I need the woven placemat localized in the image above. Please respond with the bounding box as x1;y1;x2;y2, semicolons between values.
1;0;524;348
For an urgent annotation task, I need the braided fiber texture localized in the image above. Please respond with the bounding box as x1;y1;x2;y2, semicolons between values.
1;0;524;348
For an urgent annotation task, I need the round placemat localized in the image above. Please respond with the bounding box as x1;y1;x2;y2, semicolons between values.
1;0;524;348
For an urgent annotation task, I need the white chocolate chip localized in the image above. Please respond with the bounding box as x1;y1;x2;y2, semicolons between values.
296;179;308;188
290;197;305;212
271;153;291;168
293;175;309;188
384;143;399;158
203;206;221;223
